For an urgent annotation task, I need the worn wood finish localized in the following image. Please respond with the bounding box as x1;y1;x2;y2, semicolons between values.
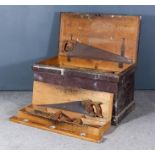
10;106;111;143
33;61;119;82
112;68;135;125
33;70;118;93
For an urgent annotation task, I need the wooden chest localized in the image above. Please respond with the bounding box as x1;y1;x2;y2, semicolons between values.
10;13;141;142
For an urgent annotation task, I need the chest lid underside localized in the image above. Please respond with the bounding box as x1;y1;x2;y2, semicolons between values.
57;12;140;73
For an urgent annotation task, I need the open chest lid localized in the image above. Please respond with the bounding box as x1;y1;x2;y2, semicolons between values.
58;12;141;65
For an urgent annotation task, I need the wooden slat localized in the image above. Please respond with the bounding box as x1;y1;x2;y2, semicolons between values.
59;55;130;72
36;56;130;73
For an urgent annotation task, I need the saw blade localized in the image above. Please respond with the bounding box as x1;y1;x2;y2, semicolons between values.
67;42;132;64
39;101;92;116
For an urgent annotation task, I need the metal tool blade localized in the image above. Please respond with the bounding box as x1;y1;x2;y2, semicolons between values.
39;101;91;116
66;42;132;64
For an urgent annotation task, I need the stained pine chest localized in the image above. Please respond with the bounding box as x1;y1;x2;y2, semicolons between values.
11;12;141;142
33;13;140;124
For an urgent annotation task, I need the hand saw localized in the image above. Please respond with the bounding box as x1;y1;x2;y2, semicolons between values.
65;40;131;64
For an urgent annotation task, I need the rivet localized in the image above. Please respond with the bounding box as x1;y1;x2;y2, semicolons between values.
80;132;86;137
60;69;64;76
23;118;29;122
38;75;43;81
49;125;56;129
94;82;97;87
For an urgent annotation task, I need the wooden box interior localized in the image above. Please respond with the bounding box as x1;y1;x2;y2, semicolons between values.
37;13;140;73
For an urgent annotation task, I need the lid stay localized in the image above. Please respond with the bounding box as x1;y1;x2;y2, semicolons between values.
118;38;126;68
